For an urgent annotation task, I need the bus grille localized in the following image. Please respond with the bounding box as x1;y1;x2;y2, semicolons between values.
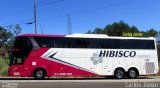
145;62;155;74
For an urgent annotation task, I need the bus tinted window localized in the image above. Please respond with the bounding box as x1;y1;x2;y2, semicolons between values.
93;39;155;49
131;40;155;49
54;38;72;48
34;37;52;48
119;39;131;49
34;36;155;49
72;38;92;48
93;39;119;49
54;38;92;48
146;40;155;49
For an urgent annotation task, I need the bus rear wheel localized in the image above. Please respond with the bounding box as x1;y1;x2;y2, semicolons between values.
114;68;125;79
127;69;138;79
34;69;46;80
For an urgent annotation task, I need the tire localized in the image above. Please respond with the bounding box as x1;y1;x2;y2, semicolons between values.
34;69;46;80
114;68;125;79
127;69;138;79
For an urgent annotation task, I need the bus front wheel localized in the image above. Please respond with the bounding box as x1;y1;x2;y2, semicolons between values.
34;69;46;80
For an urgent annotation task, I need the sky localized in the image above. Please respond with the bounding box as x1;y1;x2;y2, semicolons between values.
0;0;160;35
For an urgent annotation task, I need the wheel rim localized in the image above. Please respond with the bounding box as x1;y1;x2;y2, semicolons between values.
129;70;136;78
36;70;43;78
117;70;124;78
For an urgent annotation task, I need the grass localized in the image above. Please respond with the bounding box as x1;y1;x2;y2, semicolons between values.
0;58;9;76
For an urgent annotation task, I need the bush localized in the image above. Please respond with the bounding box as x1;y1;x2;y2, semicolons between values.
0;59;9;76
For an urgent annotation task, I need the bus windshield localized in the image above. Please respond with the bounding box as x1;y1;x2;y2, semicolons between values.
10;36;33;65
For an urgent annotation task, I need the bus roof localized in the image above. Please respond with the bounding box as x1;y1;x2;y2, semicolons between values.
18;34;65;37
18;33;155;40
66;34;155;40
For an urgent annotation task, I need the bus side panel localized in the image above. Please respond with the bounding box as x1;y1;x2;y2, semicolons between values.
39;48;98;77
112;57;126;72
69;48;103;75
126;57;140;73
137;50;159;75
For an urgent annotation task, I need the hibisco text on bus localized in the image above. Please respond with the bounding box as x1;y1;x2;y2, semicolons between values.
9;34;159;79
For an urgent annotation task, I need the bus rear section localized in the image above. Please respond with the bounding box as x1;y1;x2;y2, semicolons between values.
9;34;159;79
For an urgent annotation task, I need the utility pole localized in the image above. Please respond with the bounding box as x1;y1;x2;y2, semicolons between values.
34;0;37;34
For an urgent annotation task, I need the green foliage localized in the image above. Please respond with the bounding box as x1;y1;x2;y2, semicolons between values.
87;21;140;36
87;21;158;37
104;21;139;36
0;26;13;48
0;59;9;76
148;29;158;37
143;29;158;37
86;30;92;34
92;28;104;34
0;25;22;55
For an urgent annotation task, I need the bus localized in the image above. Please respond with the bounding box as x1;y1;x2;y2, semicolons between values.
9;34;159;79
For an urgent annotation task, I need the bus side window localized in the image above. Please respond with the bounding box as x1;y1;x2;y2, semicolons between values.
72;38;92;48
54;38;66;48
34;37;52;48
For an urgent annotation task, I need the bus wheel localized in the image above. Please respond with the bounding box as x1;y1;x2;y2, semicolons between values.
127;69;138;79
114;68;125;79
34;69;46;80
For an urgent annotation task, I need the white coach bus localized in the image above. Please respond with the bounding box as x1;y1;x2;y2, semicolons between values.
9;34;159;79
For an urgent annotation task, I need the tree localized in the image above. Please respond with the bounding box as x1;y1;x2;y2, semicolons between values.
0;25;22;59
0;26;13;59
86;21;159;38
130;26;139;33
86;30;92;34
148;28;158;37
0;26;13;48
87;21;139;36
5;24;22;48
14;24;22;36
7;24;22;37
92;28;103;34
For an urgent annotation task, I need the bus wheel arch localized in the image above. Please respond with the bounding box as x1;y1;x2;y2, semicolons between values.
127;67;139;79
33;67;47;80
114;67;126;79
